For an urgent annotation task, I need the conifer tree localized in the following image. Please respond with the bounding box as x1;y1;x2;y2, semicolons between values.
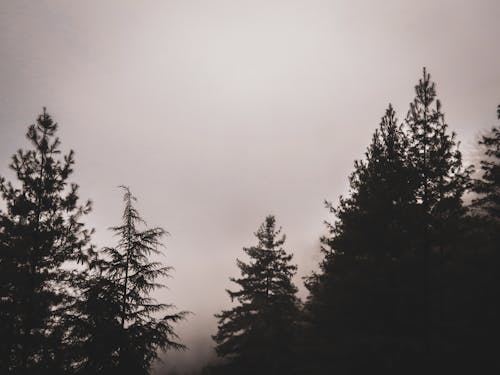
213;215;300;375
73;255;123;375
472;105;500;219
0;109;93;374
81;186;186;375
451;105;500;372
404;68;469;358
304;105;419;374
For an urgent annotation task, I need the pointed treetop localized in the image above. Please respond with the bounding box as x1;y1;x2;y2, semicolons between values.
254;214;286;249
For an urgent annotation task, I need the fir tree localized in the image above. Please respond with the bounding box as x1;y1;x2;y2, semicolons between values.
213;215;300;375
0;109;93;374
86;186;186;375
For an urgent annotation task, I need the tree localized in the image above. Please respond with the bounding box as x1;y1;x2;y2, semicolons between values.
73;255;123;375
79;186;186;375
472;105;500;219
0;108;93;374
304;104;420;374
213;215;300;375
404;68;470;362
448;105;500;372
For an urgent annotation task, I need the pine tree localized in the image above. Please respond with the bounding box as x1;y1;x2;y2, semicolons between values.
0;108;93;374
404;68;469;360
304;105;420;374
83;186;186;375
213;215;300;375
472;105;500;219
450;105;500;372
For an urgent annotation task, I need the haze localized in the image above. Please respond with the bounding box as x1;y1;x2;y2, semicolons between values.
1;1;499;372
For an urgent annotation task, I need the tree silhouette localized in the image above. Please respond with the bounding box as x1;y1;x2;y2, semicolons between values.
304;69;471;373
73;255;123;374
449;105;500;372
472;106;500;219
213;215;300;375
0;109;93;374
304;104;422;374
93;186;186;375
405;68;470;360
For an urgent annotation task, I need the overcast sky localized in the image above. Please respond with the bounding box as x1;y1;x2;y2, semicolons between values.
1;1;499;373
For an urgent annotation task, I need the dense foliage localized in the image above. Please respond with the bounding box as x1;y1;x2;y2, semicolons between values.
0;111;185;375
0;109;93;374
303;70;497;375
213;216;300;375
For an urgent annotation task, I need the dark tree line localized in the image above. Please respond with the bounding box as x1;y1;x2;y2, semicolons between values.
301;69;476;375
1;69;499;375
208;70;499;374
0;110;185;375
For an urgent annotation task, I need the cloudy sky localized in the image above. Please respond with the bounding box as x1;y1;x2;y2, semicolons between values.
1;0;499;372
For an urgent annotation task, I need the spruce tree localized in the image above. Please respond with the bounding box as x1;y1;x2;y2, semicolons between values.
213;215;300;375
82;186;186;375
0;108;93;374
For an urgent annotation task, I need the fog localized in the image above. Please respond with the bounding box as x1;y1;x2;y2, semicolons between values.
1;1;499;372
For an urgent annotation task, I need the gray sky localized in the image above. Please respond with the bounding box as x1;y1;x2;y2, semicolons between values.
1;1;499;372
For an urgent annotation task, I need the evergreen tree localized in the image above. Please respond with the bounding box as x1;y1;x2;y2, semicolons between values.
213;215;300;375
73;254;123;375
449;105;500;372
472;105;500;219
304;105;420;374
303;69;470;374
0;109;93;374
404;68;469;361
79;186;186;375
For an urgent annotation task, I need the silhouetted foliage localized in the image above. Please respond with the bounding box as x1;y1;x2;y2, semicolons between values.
73;257;123;374
472;107;500;219
304;69;471;374
0;109;93;374
304;104;421;374
447;105;500;372
213;216;300;375
404;68;470;367
2;74;499;375
80;186;186;375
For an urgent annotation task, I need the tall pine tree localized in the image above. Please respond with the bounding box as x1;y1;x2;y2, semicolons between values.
405;68;469;362
213;215;300;375
0;109;93;374
304;104;420;374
